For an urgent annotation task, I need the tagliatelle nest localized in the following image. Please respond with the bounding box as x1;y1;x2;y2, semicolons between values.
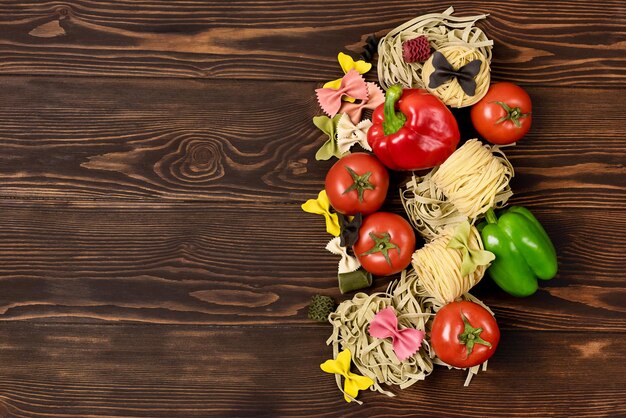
411;224;488;305
326;275;434;400
401;140;514;240
377;6;493;90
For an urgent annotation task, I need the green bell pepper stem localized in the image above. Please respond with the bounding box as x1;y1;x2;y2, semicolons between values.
485;208;498;225
382;84;407;136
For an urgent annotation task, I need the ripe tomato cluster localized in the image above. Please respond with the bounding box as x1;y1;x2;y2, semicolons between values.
325;153;415;277
325;151;500;368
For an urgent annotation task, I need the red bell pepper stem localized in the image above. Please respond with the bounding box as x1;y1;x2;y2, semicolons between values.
382;84;407;135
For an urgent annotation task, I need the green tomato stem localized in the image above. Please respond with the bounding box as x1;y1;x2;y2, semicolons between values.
493;101;531;129
359;232;399;266
342;166;375;203
458;312;492;358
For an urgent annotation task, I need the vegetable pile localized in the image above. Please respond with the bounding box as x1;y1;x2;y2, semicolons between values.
301;6;559;404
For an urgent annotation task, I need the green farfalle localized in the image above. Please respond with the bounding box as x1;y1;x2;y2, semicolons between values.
447;221;495;277
314;114;345;161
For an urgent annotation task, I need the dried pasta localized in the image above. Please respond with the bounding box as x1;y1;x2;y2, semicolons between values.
392;269;492;385
327;265;496;399
401;140;514;239
377;6;493;90
326;272;435;400
411;224;488;305
431;139;513;219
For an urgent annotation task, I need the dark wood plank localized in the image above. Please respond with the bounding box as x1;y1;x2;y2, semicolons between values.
0;1;624;84
0;77;624;206
1;198;624;331
0;323;623;417
0;1;623;417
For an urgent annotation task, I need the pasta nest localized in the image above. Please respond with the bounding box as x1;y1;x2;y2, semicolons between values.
401;139;514;240
326;270;493;398
377;6;493;91
326;273;435;398
411;224;488;306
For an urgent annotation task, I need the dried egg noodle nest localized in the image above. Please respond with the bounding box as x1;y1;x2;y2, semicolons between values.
421;46;490;108
401;139;514;240
327;270;493;401
432;139;513;219
377;6;493;90
411;224;488;305
326;278;434;401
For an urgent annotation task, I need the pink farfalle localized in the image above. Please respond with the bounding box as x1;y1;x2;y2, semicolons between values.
316;69;369;117
339;82;385;124
369;307;425;361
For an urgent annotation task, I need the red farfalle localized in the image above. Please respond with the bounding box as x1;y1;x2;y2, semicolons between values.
402;36;431;63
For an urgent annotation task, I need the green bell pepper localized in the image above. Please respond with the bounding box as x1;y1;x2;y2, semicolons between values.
480;206;558;297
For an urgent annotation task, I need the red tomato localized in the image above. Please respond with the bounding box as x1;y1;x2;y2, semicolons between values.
325;153;389;216
471;82;532;144
431;301;500;368
353;212;415;276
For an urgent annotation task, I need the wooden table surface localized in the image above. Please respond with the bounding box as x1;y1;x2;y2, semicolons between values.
0;1;625;417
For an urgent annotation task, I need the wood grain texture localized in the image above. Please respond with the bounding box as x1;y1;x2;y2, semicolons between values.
0;0;625;416
0;77;624;206
0;1;624;84
0;323;623;417
1;198;624;331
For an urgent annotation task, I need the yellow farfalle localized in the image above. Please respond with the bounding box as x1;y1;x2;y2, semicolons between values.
323;53;373;102
321;349;374;403
301;190;340;236
338;52;372;75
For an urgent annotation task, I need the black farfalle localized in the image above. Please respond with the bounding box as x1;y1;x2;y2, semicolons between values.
360;34;379;62
428;51;482;96
339;213;363;247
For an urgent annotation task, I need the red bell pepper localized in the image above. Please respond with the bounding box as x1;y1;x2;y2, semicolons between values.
367;85;460;171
